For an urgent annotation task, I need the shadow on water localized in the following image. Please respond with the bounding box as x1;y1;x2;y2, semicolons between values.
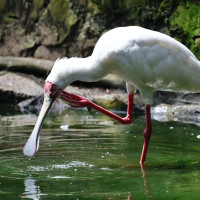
1;107;200;199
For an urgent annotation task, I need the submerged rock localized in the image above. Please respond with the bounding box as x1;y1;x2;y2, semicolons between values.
151;103;200;126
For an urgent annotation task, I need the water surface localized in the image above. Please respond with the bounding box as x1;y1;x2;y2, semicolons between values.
0;107;200;199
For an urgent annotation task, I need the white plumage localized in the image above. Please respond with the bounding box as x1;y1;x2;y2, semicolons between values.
24;26;200;163
47;26;200;104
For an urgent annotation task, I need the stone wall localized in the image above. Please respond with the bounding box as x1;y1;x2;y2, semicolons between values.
0;0;200;60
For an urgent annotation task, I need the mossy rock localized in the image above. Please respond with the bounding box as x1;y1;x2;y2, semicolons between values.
88;0;113;14
0;0;20;23
31;0;45;20
38;0;78;45
88;0;145;19
93;96;126;111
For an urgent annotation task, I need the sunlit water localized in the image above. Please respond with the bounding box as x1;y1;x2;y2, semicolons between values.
1;107;200;199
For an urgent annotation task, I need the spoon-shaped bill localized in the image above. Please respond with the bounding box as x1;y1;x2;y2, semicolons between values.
23;95;53;157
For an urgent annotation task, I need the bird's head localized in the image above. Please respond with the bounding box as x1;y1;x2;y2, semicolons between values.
23;81;62;157
23;58;74;157
23;57;94;157
42;57;77;112
44;81;62;102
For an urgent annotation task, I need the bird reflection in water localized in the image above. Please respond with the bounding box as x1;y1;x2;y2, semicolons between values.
141;163;152;200
22;177;45;200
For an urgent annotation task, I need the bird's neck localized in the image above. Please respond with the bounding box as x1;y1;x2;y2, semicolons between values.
70;57;108;83
47;57;109;89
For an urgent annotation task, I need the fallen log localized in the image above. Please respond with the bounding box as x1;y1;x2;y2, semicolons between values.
0;56;54;76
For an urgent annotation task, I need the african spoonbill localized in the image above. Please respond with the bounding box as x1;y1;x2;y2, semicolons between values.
23;26;200;163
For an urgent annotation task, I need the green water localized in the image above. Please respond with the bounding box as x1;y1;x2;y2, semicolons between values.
0;107;200;199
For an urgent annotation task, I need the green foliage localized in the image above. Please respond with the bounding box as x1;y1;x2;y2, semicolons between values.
170;2;200;58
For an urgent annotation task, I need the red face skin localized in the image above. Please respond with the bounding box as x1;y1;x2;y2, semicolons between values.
44;81;62;102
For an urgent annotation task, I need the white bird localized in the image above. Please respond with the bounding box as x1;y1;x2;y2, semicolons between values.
23;26;200;163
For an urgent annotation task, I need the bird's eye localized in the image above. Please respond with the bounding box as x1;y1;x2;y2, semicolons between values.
52;86;57;92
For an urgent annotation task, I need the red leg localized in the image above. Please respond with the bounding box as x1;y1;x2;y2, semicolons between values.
61;91;134;125
140;104;152;163
89;93;134;125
